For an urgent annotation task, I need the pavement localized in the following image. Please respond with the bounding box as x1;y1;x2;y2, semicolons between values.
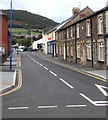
0;50;21;94
32;51;108;80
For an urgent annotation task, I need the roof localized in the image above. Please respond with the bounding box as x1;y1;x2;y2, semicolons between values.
57;6;94;32
0;11;7;16
58;6;108;31
76;6;108;23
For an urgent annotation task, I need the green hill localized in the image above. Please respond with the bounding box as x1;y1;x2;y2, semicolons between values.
3;10;58;29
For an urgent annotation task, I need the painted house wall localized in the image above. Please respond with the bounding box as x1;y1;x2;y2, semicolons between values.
42;33;48;54
32;38;44;50
0;14;9;56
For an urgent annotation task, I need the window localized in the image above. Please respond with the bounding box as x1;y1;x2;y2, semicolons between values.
98;16;103;34
67;43;69;56
71;44;73;56
56;46;58;54
61;31;64;40
59;46;62;55
62;45;64;56
0;47;5;55
70;27;73;38
77;44;80;58
98;42;104;61
76;24;80;38
67;28;69;38
87;44;92;60
59;33;61;40
86;20;91;36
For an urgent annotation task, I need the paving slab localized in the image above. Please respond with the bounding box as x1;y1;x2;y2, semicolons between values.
0;71;16;93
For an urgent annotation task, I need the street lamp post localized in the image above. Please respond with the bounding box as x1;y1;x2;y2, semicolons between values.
10;0;12;69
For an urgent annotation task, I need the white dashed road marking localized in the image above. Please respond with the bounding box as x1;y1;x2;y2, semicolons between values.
60;78;74;89
40;64;43;66
44;66;48;70
66;105;86;108
49;71;57;76
37;106;58;109
8;107;29;110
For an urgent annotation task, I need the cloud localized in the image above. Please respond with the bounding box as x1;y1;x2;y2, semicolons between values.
1;0;108;22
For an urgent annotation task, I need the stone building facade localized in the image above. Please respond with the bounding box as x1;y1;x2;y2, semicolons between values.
55;6;108;69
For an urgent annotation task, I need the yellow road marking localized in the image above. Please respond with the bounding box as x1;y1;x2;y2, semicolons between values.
32;53;108;83
0;69;22;96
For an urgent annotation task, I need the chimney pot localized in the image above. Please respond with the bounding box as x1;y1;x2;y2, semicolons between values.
72;7;80;16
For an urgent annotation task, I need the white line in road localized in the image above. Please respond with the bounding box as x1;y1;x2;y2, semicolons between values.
95;84;108;96
80;93;96;106
37;106;58;109
49;71;57;76
37;62;39;64
28;55;36;62
44;66;48;70
80;93;108;107
60;78;74;89
40;64;43;66
66;105;86;108
95;101;108;104
8;107;29;110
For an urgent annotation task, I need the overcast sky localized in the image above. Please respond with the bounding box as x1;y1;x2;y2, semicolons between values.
1;0;108;23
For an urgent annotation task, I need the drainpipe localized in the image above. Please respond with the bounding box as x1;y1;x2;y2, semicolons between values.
65;29;67;61
90;18;94;68
75;25;77;63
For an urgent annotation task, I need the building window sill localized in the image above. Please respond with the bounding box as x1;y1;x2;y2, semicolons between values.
87;59;92;61
86;36;91;38
97;60;104;63
98;33;103;36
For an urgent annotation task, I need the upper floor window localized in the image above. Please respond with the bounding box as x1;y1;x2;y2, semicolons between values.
70;27;73;38
67;28;69;39
61;31;64;40
98;15;103;35
86;20;91;37
59;32;61;40
76;24;80;38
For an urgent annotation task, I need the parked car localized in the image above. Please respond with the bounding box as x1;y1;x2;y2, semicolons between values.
16;48;24;52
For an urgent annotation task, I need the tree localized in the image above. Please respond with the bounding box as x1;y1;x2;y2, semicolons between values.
37;34;42;40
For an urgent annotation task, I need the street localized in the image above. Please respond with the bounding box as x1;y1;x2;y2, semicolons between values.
2;52;108;118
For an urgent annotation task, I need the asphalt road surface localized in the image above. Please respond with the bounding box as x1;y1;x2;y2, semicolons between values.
2;52;108;118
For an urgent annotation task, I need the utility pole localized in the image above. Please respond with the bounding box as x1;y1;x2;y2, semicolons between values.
10;0;12;69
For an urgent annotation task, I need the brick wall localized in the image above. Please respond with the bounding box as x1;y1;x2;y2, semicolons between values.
0;15;9;55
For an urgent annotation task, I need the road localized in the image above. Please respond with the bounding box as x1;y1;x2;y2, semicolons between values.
2;52;108;118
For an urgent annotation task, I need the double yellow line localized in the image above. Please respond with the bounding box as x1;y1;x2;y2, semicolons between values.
0;69;22;96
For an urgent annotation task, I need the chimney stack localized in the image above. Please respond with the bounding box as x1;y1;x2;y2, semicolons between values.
72;7;80;16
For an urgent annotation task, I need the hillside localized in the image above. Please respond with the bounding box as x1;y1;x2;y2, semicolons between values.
3;10;58;29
